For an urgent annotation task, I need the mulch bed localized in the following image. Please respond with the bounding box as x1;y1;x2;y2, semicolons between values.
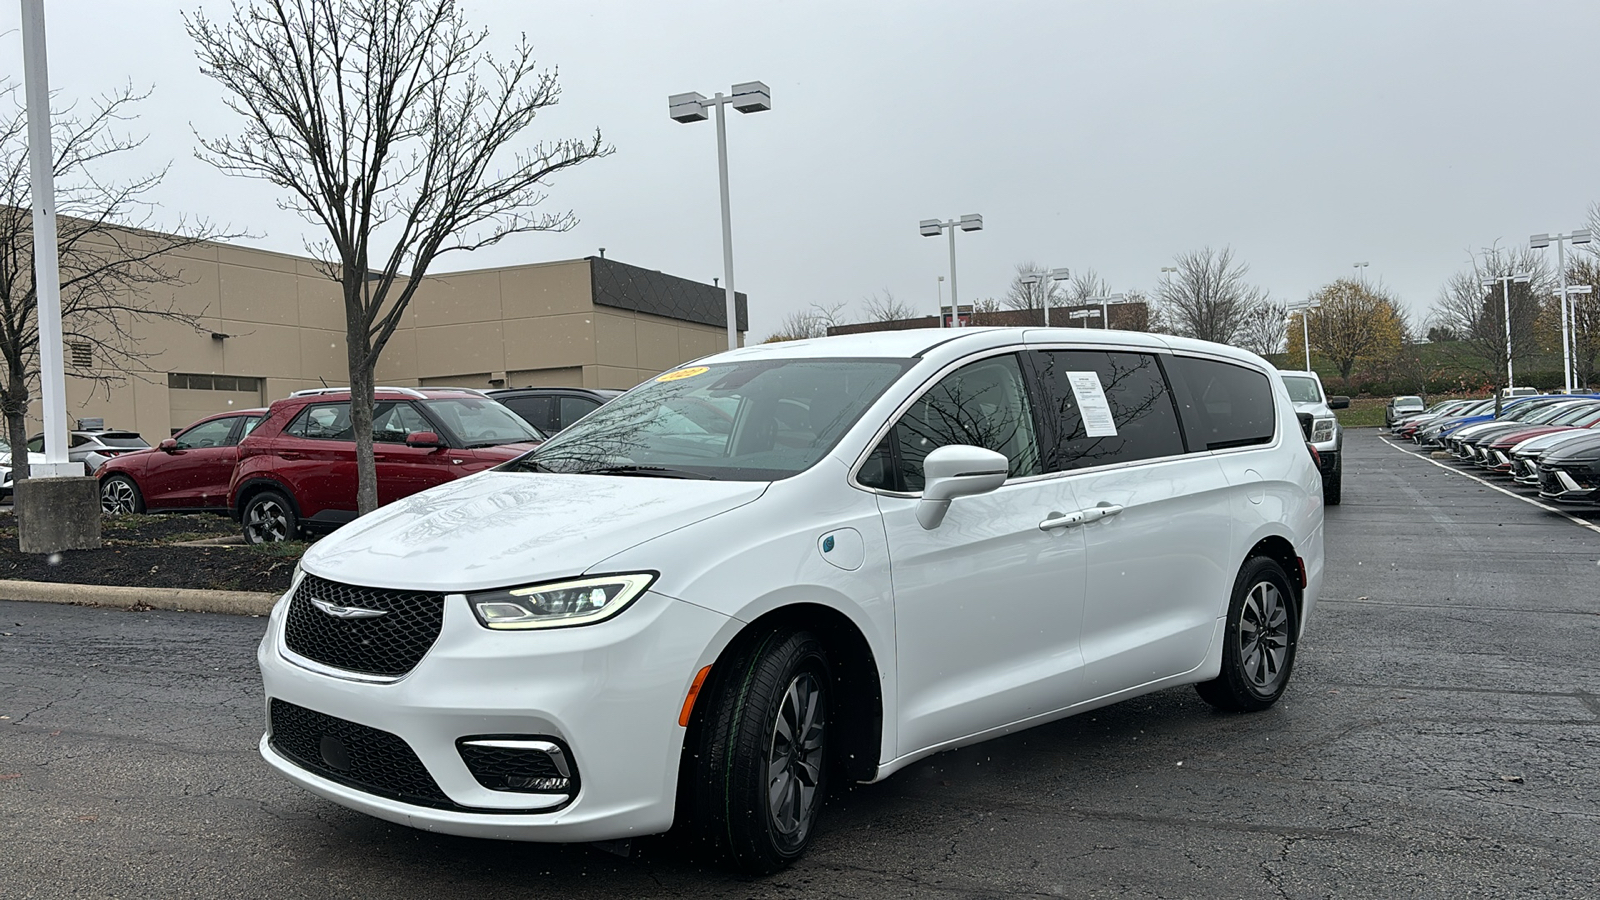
0;510;304;594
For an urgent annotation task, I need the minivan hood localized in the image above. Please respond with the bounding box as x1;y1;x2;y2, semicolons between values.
300;471;768;592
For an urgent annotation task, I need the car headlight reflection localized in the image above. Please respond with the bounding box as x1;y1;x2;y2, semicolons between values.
1311;417;1337;443
468;573;656;630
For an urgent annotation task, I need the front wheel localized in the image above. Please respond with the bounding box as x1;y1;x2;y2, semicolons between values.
1196;557;1299;712
99;475;144;515
691;629;831;874
242;490;298;544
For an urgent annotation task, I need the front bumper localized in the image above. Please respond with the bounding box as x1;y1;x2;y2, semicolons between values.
1537;465;1600;504
258;584;732;842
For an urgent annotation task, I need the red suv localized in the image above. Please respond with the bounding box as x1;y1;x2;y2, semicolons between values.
228;388;543;543
98;408;268;514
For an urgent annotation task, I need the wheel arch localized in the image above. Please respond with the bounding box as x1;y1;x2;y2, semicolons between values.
1244;533;1303;624
233;477;301;521
685;601;884;786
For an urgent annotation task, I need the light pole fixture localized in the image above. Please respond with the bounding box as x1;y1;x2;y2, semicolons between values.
920;214;984;327
668;81;771;350
1087;293;1130;330
1352;261;1369;285
1067;308;1101;328
1556;283;1594;392
1531;229;1593;392
1482;271;1533;388
936;275;946;327
1286;299;1322;371
1018;267;1070;326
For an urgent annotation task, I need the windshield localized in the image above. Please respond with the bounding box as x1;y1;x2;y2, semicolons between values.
1280;376;1324;404
421;398;543;447
1394;396;1423;407
1548;403;1600;425
507;358;913;481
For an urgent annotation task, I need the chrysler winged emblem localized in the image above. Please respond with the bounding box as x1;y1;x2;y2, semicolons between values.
309;597;389;619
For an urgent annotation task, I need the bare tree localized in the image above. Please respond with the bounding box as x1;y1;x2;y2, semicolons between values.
1063;268;1111;306
0;83;221;480
762;300;847;342
1003;261;1064;313
1428;244;1551;400
1563;256;1600;388
188;0;611;514
1157;246;1267;345
860;289;914;322
1235;297;1289;359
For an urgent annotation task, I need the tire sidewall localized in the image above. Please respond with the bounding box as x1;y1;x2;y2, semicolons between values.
1221;558;1299;708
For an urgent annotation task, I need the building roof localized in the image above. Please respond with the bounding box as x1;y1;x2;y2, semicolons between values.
589;257;748;331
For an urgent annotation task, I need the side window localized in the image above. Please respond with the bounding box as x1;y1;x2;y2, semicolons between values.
27;436;43;453
175;417;237;450
557;396;601;430
237;416;263;442
1166;356;1276;451
371;402;430;443
504;396;555;434
1032;350;1185;470
889;354;1042;492
69;433;91;448
284;402;352;440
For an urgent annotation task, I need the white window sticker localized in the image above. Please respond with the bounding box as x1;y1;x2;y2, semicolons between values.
1066;372;1118;437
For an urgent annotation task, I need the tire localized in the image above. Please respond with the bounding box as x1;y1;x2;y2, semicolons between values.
241;490;298;544
1323;454;1342;506
99;475;144;516
1196;557;1299;712
691;629;832;874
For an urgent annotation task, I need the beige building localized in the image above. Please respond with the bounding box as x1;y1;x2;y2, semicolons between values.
40;240;746;442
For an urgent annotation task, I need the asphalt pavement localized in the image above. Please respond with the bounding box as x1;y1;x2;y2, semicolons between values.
2;428;1597;899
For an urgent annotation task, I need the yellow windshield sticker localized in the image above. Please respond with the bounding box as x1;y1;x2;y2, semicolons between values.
656;366;710;382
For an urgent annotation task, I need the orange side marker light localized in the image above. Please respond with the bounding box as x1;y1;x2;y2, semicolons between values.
678;665;713;727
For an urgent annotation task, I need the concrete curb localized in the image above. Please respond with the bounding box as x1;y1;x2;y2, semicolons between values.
0;579;278;616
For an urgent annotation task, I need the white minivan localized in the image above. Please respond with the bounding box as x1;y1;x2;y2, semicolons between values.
258;328;1324;872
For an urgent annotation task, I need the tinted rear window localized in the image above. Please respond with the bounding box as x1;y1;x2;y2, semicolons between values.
1032;350;1185;469
1167;356;1276;450
98;433;150;448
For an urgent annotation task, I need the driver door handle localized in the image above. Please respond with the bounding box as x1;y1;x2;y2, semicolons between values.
1038;511;1084;531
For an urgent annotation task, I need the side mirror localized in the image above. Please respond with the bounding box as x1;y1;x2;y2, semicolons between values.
159;438;179;453
917;444;1010;530
405;430;443;448
1328;396;1351;410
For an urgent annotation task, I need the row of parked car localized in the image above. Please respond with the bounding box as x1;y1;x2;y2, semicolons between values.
1389;391;1600;504
83;386;620;542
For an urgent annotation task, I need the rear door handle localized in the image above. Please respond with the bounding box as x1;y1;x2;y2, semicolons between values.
1038;511;1084;531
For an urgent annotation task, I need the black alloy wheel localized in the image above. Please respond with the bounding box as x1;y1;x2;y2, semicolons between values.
242;490;298;544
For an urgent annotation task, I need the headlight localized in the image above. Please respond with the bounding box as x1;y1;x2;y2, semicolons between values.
468;573;656;630
1311;417;1337;442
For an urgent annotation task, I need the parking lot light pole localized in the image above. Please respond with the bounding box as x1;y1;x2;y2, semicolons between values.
936;275;946;327
1557;284;1593;391
1067;308;1100;327
1286;299;1321;370
1531;230;1593;392
1019;267;1070;326
1482;272;1533;388
920;215;984;327
1087;293;1129;330
1352;261;1369;285
669;82;771;350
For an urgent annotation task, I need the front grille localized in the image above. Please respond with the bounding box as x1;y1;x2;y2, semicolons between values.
1539;467;1562;493
268;698;452;808
284;575;445;677
459;739;579;797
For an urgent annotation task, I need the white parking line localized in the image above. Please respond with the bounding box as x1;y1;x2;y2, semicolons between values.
1380;437;1600;537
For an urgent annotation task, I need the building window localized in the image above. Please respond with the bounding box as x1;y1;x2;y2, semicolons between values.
168;372;264;393
69;341;93;368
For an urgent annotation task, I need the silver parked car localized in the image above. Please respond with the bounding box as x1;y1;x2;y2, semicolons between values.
26;428;151;475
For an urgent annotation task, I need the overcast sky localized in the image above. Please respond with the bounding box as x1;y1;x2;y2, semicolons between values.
5;0;1600;339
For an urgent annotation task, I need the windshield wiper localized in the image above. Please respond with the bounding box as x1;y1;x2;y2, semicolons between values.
576;464;713;480
465;439;533;448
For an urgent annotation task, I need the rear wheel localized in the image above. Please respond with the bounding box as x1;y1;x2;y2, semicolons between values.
1197;557;1298;712
99;475;144;515
242;490;298;544
692;629;831;874
1323;454;1342;505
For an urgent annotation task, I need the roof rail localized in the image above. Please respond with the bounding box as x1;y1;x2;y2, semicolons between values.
417;386;490;397
287;385;428;399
